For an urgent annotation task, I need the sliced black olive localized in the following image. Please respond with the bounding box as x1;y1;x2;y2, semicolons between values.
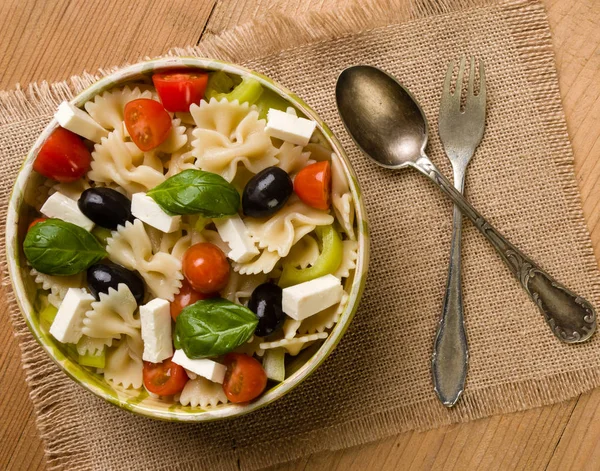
78;188;134;229
242;166;293;218
87;263;145;304
248;282;286;337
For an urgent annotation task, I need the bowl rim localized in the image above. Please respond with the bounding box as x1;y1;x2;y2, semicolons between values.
5;57;370;421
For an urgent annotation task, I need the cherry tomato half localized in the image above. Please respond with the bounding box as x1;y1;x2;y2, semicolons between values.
222;353;267;403
124;99;172;151
28;218;47;231
143;358;188;396
293;161;331;210
33;127;91;182
182;242;230;294
153;71;209;112
170;279;215;321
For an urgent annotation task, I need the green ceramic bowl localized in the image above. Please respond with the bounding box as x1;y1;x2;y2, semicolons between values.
5;58;369;421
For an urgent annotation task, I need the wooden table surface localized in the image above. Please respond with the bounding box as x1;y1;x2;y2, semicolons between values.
1;0;599;469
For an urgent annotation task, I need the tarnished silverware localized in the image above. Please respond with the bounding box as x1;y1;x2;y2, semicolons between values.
335;65;596;351
432;57;486;407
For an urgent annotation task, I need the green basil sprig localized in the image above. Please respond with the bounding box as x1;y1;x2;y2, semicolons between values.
174;298;258;359
24;219;107;276
147;169;240;217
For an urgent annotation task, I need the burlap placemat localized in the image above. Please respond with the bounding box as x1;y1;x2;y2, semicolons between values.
2;0;600;469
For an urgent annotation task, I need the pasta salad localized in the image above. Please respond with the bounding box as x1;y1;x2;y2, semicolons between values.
24;68;358;407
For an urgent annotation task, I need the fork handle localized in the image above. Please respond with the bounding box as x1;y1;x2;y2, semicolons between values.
432;167;468;407
415;156;596;343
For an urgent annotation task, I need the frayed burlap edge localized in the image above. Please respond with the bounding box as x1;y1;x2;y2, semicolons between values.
2;0;600;470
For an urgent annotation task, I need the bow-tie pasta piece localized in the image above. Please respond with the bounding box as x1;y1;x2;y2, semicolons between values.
331;153;356;240
106;220;183;301
82;283;141;350
260;332;329;356
104;337;143;389
232;249;281;275
85;85;157;131
89;127;166;195
275;141;312;175
334;240;359;279
190;98;278;182
178;377;228;408
30;268;84;308
245;200;334;257
50;178;91;200
77;335;111;356
221;271;268;306
165;127;196;178
298;291;350;335
233;335;265;356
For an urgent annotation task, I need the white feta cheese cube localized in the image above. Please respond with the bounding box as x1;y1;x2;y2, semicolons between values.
265;108;317;146
49;288;95;343
171;349;227;384
282;274;343;321
41;191;95;231
140;298;173;363
214;214;259;263
131;193;181;233
55;101;109;143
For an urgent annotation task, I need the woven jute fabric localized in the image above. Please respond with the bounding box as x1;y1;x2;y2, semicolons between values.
2;0;600;469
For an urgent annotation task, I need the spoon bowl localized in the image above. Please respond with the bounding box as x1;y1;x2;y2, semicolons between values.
336;66;428;169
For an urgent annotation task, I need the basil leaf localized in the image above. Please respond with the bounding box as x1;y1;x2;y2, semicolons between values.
147;169;240;217
24;219;107;275
174;298;258;358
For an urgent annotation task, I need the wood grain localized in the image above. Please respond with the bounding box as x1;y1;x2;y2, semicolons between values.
0;0;217;90
0;0;599;470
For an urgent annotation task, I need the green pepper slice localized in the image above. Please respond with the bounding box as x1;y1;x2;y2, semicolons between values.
278;225;343;288
207;75;263;105
79;350;106;369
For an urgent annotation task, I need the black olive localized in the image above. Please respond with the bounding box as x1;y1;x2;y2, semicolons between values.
248;283;286;337
78;188;134;229
87;263;145;304
242;167;293;218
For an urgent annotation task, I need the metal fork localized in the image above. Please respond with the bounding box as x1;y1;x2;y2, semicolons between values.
432;57;486;407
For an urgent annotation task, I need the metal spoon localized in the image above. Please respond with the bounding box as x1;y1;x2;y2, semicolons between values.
335;65;596;344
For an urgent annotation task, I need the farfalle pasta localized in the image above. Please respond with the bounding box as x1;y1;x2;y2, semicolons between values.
246;199;334;257
104;338;144;389
190;98;278;182
30;268;84;308
82;283;141;348
178;377;228;408
24;67;359;408
85;85;157;130
89;128;166;195
106;220;183;301
260;332;329;356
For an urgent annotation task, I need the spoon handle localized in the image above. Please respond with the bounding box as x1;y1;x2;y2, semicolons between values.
415;156;596;343
432;166;468;407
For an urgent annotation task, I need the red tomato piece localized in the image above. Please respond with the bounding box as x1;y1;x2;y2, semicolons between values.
182;242;230;294
153;71;209;112
293;161;331;210
28;218;47;231
170;279;215;321
222;353;267;403
124;99;172;151
33;127;91;182
143;358;188;396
